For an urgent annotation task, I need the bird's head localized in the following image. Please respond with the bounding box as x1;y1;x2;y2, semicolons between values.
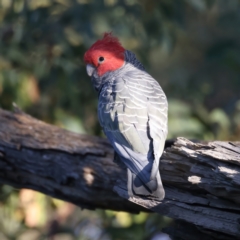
84;33;125;77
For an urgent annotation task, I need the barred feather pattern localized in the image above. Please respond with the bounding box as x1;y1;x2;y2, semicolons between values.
94;50;168;200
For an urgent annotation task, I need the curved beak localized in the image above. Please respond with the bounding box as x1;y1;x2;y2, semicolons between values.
86;64;96;77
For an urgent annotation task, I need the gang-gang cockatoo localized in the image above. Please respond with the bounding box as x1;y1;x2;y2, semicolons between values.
84;33;168;201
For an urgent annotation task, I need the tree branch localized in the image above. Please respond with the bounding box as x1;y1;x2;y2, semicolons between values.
0;108;239;239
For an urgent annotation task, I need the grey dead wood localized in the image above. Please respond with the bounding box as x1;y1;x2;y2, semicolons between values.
0;107;240;240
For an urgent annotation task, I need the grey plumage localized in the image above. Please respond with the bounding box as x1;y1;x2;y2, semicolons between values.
91;50;168;200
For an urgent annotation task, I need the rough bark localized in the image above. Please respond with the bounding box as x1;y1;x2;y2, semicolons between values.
0;107;240;239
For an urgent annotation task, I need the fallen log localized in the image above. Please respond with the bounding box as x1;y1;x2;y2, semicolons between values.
0;107;239;239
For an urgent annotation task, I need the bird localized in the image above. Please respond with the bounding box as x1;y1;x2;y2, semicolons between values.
84;33;168;201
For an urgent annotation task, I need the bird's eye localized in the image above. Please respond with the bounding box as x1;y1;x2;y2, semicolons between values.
98;56;104;63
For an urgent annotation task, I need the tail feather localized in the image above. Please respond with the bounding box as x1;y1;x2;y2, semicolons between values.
131;171;165;200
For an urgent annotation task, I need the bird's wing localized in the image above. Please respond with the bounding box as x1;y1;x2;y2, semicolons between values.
98;69;168;184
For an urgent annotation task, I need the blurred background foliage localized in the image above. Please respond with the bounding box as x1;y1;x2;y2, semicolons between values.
0;0;240;239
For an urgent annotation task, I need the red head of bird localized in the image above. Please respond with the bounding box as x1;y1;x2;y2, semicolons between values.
84;33;125;77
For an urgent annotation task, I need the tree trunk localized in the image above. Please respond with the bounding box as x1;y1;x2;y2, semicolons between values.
0;107;239;239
